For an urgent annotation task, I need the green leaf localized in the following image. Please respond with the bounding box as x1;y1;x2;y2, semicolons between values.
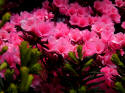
68;52;78;63
20;66;29;92
8;83;18;93
30;63;42;74
20;41;41;67
0;0;4;6
0;62;7;71
111;54;125;68
20;41;32;66
64;63;79;77
0;12;11;28
69;89;77;93
0;76;4;92
29;48;41;67
24;74;34;92
115;82;125;93
78;86;86;93
2;12;11;22
0;91;4;93
77;45;83;61
82;59;93;71
5;69;14;83
0;46;8;55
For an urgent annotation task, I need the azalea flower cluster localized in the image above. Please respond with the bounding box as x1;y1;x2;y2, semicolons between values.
0;0;125;92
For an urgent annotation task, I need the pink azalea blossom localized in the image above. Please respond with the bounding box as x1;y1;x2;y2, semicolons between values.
47;37;74;56
101;66;119;87
78;16;89;27
53;22;70;39
0;30;10;41
34;22;54;37
82;30;99;42
10;14;21;26
121;21;125;29
115;0;125;7
53;0;68;8
68;28;83;42
83;39;105;56
69;15;80;25
109;32;125;50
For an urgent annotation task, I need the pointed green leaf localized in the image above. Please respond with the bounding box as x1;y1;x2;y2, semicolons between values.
29;48;41;66
77;45;83;61
30;63;42;74
24;74;34;92
20;66;29;92
82;59;93;71
0;12;11;28
20;41;32;66
0;76;4;91
0;62;7;71
8;83;18;93
69;89;77;93
68;52;78;63
115;82;125;93
111;54;125;67
0;46;8;55
78;86;86;93
5;69;14;83
64;63;79;77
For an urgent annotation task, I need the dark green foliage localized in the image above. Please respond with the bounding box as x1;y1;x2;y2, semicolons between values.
0;41;42;93
111;50;125;93
0;12;11;28
62;45;105;93
0;46;8;55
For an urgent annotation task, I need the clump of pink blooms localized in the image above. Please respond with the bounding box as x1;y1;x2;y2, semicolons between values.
0;0;125;92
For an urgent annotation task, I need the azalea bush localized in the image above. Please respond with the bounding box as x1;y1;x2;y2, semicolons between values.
0;0;125;93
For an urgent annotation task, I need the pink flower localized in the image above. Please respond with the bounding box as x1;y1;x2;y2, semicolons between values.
82;30;99;42
0;43;21;68
20;17;36;31
78;16;89;27
69;15;80;25
109;33;125;50
83;41;96;56
91;22;105;34
20;11;32;20
34;22;54;37
94;0;121;23
53;0;68;8
68;28;83;42
115;0;125;7
10;14;21;26
1;22;17;33
101;66;119;87
94;1;103;11
87;74;117;93
42;0;50;9
68;7;77;16
101;30;114;43
59;6;69;15
95;39;105;54
47;37;74;56
121;21;125;29
53;22;70;39
9;32;23;46
101;51;117;68
83;39;105;56
0;30;10;41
